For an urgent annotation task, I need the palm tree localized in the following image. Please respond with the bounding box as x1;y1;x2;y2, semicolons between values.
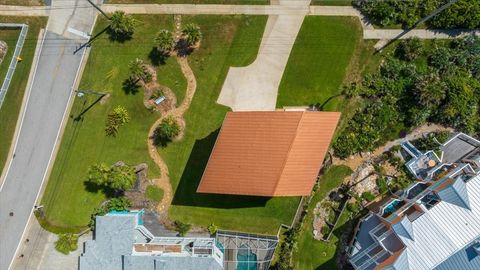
109;11;136;40
182;23;202;46
154;29;174;53
415;72;447;107
128;58;151;83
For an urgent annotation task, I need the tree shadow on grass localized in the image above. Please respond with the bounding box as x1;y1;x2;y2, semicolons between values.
171;129;270;209
175;39;194;57
107;27;133;43
148;47;169;66
83;181;122;198
122;77;140;95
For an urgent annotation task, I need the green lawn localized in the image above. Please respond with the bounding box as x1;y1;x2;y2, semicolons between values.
41;14;299;234
277;17;363;111
107;0;268;4
0;17;47;176
293;165;353;270
161;15;300;235
41;15;180;230
0;0;43;5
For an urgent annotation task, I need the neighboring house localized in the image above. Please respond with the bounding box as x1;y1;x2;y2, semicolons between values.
79;211;279;270
197;111;341;197
79;211;224;270
348;133;480;270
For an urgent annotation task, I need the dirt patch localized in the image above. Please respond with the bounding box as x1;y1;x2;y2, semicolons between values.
142;65;177;114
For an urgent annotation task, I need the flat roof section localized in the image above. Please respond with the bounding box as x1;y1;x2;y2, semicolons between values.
197;111;341;197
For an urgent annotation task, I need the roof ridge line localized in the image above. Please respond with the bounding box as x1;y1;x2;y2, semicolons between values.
272;111;306;195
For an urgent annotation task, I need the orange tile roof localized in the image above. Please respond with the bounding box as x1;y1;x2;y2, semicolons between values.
197;111;341;197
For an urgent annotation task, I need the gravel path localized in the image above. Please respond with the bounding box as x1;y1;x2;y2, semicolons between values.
148;54;197;220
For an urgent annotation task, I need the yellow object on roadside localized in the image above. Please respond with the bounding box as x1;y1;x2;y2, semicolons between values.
17;57;22;62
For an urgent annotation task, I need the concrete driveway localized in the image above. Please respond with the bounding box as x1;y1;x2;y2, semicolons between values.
217;0;310;111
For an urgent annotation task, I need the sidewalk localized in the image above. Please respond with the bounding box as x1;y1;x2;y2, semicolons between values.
12;219;90;270
0;5;49;16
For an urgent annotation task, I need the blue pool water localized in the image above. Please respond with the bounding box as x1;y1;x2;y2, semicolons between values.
236;249;258;270
384;200;400;215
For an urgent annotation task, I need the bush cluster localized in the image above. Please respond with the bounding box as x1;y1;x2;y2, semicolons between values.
355;0;480;29
334;36;480;158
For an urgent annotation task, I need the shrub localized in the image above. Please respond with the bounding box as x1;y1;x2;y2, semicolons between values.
327;209;336;224
107;197;132;211
105;106;130;137
347;200;361;213
377;177;388;195
55;233;79;255
395;38;423;61
362;191;376;202
207;223;218;235
153;116;181;146
145;185;164;202
174;220;191;237
87;163;136;192
321;225;330;237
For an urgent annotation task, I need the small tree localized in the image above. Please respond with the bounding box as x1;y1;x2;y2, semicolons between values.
105;106;130;137
109;165;137;191
87;163;136;192
55;233;79;255
109;11;136;40
182;23;202;46
154;29;174;53
153;116;181;146
128;58;152;84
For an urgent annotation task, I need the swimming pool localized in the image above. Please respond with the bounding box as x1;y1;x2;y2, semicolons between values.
236;248;258;270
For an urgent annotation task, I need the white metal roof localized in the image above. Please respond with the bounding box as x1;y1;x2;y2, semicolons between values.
396;174;480;270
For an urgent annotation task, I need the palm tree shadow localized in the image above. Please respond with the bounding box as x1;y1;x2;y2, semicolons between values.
148;47;169;66
171;129;270;209
107;27;133;43
175;39;194;57
122;77;140;95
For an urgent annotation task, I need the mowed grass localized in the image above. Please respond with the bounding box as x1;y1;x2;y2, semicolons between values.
160;15;301;235
0;0;43;5
277;17;362;111
41;14;298;234
0;16;47;175
107;0;268;4
293;165;353;270
41;15;184;229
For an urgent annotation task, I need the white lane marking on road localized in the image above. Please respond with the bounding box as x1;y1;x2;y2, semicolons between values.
67;27;91;39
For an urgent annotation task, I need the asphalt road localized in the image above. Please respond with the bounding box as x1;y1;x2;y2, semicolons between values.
0;1;97;269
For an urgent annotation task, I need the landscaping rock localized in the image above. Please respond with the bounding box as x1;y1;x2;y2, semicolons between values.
0;40;7;65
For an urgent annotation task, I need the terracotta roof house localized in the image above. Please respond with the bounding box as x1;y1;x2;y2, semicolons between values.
197;111;341;197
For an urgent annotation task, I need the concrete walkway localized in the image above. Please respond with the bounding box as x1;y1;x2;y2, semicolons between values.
218;0;309;111
12;219;89;270
0;5;49;16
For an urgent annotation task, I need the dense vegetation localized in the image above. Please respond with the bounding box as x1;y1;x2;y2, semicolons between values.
354;0;480;29
334;36;480;158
